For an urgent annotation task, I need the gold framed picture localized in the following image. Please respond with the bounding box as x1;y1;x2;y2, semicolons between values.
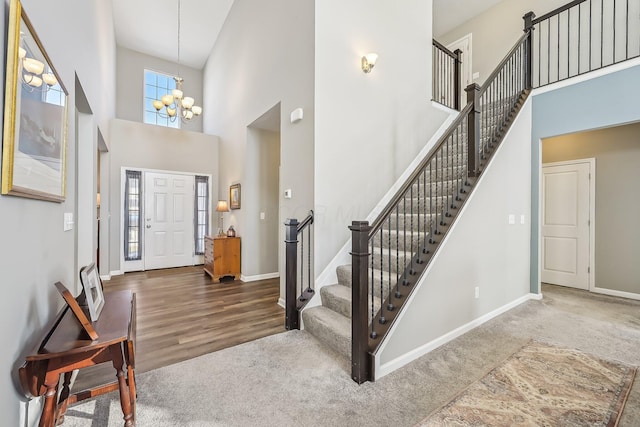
230;183;241;210
1;0;69;202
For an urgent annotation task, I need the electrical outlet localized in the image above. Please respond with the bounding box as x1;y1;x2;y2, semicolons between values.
475;286;480;299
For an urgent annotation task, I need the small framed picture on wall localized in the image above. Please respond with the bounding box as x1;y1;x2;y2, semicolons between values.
230;183;241;210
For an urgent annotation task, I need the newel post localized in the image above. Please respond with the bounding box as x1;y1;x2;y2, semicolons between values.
453;49;462;111
465;83;481;177
350;220;372;384
523;11;535;89
284;219;299;330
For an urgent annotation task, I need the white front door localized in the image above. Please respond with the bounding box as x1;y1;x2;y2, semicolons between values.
541;160;593;290
144;172;195;270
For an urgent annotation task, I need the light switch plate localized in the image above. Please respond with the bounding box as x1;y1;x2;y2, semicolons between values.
63;212;74;231
284;189;292;199
508;214;515;225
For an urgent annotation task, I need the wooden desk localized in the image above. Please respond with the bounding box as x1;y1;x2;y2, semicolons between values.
19;290;137;427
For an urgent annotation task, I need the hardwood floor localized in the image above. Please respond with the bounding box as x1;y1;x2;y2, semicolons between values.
74;266;285;390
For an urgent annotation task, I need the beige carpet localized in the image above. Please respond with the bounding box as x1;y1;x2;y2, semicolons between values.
57;285;640;426
419;341;636;427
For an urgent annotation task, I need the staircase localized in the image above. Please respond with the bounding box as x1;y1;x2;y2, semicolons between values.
286;0;640;383
303;88;530;360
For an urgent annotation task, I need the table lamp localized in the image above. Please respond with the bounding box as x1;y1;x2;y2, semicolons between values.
215;200;230;236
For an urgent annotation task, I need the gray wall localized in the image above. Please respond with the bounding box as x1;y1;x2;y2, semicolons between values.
531;63;640;293
202;0;315;291
542;123;640;295
0;0;116;425
107;119;219;273
117;46;203;134
314;0;449;276
245;128;280;275
379;99;533;375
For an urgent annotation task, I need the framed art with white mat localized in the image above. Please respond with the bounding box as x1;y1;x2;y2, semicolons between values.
79;263;105;322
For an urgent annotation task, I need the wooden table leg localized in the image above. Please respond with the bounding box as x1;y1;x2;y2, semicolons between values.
110;345;134;427
39;380;59;427
55;371;73;425
127;364;136;420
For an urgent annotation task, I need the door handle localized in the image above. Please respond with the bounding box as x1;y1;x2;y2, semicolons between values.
146;225;151;229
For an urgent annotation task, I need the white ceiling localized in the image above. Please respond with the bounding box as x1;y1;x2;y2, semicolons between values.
112;0;234;70
112;0;504;71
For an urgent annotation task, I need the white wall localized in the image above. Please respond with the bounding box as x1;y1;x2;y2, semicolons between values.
436;0;568;86
314;0;449;275
106;119;219;274
202;0;315;290
116;46;203;134
377;99;533;377
0;0;116;425
245;128;280;276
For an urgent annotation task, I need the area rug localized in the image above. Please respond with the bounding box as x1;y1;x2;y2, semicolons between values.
418;341;636;427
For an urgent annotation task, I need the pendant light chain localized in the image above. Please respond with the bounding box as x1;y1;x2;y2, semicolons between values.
177;0;181;78
151;0;202;121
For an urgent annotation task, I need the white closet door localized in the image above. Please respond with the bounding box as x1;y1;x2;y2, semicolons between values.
541;161;591;289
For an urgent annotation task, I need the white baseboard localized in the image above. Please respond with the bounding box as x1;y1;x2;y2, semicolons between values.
592;286;640;301
277;298;285;309
100;274;112;281
109;270;123;278
240;272;279;282
375;293;539;379
20;397;43;427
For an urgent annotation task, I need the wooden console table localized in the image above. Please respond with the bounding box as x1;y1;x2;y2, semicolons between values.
204;236;241;282
19;290;137;427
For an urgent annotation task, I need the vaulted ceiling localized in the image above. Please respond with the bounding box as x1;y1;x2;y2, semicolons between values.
112;0;506;70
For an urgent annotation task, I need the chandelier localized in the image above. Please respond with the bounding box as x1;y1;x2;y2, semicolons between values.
152;0;202;122
18;45;57;92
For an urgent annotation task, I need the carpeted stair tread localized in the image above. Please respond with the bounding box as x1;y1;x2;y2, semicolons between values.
320;284;382;319
375;229;424;251
336;264;394;294
303;90;531;365
321;285;353;318
302;306;351;359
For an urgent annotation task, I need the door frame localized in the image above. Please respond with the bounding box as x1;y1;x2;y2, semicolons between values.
540;158;596;291
446;33;473;102
120;167;213;273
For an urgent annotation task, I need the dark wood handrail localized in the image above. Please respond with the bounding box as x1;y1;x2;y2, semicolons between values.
285;210;315;331
374;33;532;236
532;0;586;24
432;39;457;59
297;210;314;233
368;101;473;236
479;32;530;96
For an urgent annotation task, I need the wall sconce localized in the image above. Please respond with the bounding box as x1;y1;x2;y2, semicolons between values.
361;52;378;73
215;200;230;236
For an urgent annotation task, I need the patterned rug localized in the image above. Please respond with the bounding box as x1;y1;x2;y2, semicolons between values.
418;341;636;427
